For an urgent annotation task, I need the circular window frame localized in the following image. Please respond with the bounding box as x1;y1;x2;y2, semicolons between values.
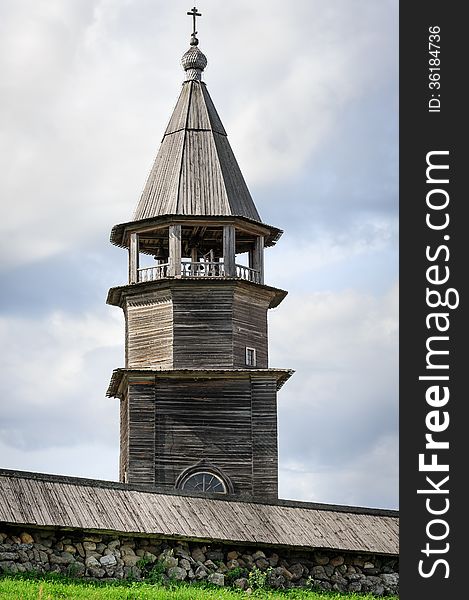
175;461;234;494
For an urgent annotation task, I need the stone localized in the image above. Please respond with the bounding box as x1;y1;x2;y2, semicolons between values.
311;565;327;580
256;557;269;570
143;551;157;563
195;565;208;579
123;565;141;579
206;550;224;562
19;533;34;545
331;572;347;585
122;554;139;567
191;547;206;563
324;564;334;577
242;554;254;565
120;546;136;557
87;566;105;578
85;556;100;568
75;543;85;558
175;547;191;560
207;572;224;586
289;563;305;581
314;553;330;565
330;556;344;567
0;561;18;574
83;535;102;543
108;540;120;551
380;573;399;588
179;558;191;571
227;550;239;561
162;555;178;569
96;543;106;554
167;566;186;581
114;566;125;579
275;566;293;580
270;574;286;589
100;554;117;567
71;562;86;577
63;545;76;554
0;552;17;561
268;553;279;567
372;584;385;596
83;541;96;552
348;581;362;592
226;559;239;569
364;562;375;569
49;553;74;565
234;577;248;590
252;550;266;561
204;559;217;570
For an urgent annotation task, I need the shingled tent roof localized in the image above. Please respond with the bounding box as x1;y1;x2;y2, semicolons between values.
0;469;399;556
133;39;261;223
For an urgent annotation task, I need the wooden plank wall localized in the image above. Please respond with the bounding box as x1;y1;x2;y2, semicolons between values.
126;292;173;369
153;377;254;495
172;284;234;369
119;395;129;482
251;376;279;499
232;288;269;368
128;384;156;485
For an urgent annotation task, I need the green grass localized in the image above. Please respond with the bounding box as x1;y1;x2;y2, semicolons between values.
0;574;399;600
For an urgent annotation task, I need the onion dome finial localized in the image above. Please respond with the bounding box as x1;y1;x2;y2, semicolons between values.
183;7;206;80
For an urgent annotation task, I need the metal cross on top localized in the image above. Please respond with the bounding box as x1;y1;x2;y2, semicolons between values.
187;6;202;36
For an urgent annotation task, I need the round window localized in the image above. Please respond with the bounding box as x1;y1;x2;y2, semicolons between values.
180;471;227;493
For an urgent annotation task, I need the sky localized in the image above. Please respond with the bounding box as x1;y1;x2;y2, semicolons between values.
0;0;398;509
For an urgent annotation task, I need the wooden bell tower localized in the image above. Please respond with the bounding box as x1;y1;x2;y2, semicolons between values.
106;10;292;500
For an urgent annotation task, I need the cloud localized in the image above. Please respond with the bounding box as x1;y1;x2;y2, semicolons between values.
0;310;122;452
272;283;398;507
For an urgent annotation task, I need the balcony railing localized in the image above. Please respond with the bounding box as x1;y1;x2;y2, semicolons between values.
181;261;225;278
137;261;261;284
236;264;261;284
137;263;169;282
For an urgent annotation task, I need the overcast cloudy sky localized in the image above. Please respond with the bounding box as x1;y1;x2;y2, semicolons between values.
0;0;398;509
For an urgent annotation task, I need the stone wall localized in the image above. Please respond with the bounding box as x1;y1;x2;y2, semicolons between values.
0;526;399;596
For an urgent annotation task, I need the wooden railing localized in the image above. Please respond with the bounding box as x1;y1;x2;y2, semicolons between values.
136;261;260;284
181;261;225;278
235;264;261;284
137;263;169;282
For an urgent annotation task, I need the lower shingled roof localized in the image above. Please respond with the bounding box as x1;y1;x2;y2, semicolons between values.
0;469;398;556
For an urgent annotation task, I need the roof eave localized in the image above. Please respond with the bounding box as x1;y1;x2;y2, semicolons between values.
110;214;283;249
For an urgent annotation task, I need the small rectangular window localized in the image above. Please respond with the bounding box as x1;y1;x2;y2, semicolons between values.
246;347;256;367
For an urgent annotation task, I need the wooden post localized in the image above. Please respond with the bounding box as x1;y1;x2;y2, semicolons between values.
252;236;264;284
169;225;182;277
191;247;198;263
129;232;139;283
223;225;236;277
